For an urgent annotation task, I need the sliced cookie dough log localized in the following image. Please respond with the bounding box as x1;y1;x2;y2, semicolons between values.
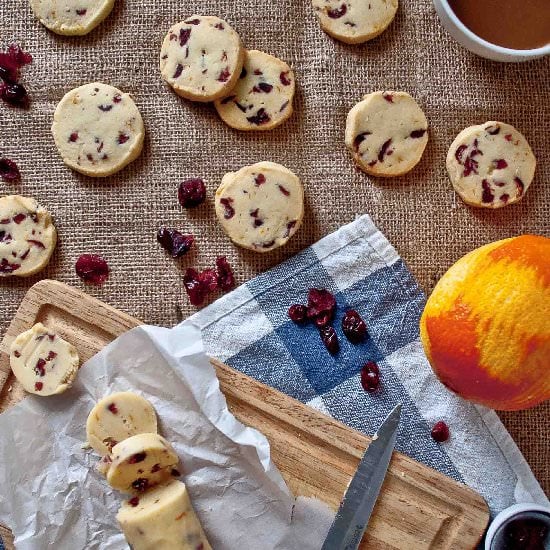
106;433;179;493
86;392;158;456
52;82;145;177
311;0;398;44
160;15;244;102
0;195;57;277
446;121;536;209
10;323;80;396
30;0;115;36
117;480;212;550
215;162;303;253
345;91;428;177
214;50;295;131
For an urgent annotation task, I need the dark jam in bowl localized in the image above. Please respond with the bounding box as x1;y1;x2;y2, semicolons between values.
448;0;550;50
491;511;550;550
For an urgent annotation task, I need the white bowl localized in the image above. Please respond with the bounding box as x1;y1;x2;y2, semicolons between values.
433;0;550;62
484;503;550;549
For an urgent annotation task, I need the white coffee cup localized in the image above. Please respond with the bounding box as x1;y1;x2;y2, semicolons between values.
484;503;550;549
432;0;550;62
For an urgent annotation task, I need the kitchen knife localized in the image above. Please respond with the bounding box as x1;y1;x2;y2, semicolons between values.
321;404;402;550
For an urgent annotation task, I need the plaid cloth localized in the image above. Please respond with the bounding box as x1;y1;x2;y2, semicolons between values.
189;215;549;516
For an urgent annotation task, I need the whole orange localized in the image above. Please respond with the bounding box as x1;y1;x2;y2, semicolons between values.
420;235;550;410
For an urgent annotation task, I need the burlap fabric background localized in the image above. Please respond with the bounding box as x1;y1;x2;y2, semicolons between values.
0;0;548;495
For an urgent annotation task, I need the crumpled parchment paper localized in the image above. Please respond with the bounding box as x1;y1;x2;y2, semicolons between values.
0;324;334;549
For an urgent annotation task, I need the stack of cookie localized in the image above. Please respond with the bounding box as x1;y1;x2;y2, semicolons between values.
159;15;296;132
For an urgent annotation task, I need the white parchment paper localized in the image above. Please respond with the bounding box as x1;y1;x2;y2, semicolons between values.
0;324;334;549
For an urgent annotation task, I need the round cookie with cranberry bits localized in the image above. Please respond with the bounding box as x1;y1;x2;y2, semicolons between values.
311;0;398;44
160;16;244;102
345;91;428;177
52;83;144;177
0;195;57;277
10;323;80;396
446;121;536;209
215;162;303;252
214;50;295;131
30;0;115;36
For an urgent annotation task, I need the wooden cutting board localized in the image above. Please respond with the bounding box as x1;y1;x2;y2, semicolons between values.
0;280;489;549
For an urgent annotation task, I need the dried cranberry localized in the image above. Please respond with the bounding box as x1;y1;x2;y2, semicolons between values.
173;64;184;78
34;382;43;391
320;326;339;355
13;213;26;224
0;158;21;182
198;269;218;292
76;8;87;15
117;133;129;144
378;139;393;162
107;403;118;414
255;173;266;186
46;350;57;360
34;358;46;377
247;108;270;126
128;497;139;507
254;82;273;93
327;4;347;18
288;304;308;323
220;197;235;219
280;71;291;86
410;129;427;139
278;185;290;196
455;144;467;163
216;256;235;291
128;452;147;464
150;463;161;473
217;67;231;82
307;288;336;325
430;421;450;442
360;361;380;392
75;254;110;285
0;258;20;273
493;159;508;169
184;268;207;306
481;179;494;204
157;227;194;258
178;178;206;208
131;478;150;492
353;132;371;151
383;93;394;103
1;81;29;108
180;28;192;46
171;468;181;477
342;310;367;343
185;18;201;25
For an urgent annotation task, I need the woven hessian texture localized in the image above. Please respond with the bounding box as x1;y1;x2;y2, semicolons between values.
0;0;548;495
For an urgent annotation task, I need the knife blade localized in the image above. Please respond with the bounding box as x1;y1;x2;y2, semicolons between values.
321;404;402;550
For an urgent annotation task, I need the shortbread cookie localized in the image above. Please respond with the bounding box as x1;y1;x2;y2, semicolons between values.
312;0;398;44
345;91;428;177
106;433;179;493
86;392;158;456
0;195;57;277
214;50;295;131
30;0;115;36
10;323;80;396
160;16;244;102
446;121;536;209
117;481;212;550
52;82;144;177
215;162;303;252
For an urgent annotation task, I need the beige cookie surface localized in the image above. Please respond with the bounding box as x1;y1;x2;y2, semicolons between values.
0;195;57;277
86;392;158;456
117;480;212;550
345;91;428;177
312;0;398;44
215;162;303;252
10;323;80;396
106;433;179;493
160;16;244;102
214;50;295;131
446;121;536;209
30;0;115;36
52;82;144;177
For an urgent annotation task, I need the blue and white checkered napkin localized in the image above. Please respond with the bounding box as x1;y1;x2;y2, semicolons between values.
189;214;549;516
